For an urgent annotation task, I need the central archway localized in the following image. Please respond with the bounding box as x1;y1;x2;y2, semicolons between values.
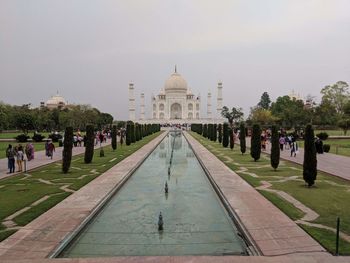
170;103;182;119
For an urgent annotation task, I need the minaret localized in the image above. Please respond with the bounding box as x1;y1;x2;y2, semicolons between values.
140;93;145;120
217;82;223;118
207;91;212;119
128;83;136;121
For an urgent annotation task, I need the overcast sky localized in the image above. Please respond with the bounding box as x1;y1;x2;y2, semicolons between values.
1;0;349;120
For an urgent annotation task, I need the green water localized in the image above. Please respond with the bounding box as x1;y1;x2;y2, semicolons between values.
60;132;247;257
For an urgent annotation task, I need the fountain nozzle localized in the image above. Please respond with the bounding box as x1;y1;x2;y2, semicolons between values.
158;212;163;231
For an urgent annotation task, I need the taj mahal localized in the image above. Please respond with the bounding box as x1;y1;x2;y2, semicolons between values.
128;67;223;124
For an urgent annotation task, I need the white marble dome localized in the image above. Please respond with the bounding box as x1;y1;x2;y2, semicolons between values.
46;93;66;109
164;72;188;93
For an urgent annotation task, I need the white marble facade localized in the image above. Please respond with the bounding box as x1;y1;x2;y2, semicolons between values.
151;68;200;121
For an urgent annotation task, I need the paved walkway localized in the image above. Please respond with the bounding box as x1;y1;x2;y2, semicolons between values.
0;140;111;180
246;138;350;181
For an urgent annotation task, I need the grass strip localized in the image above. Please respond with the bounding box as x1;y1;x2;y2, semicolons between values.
300;224;350;255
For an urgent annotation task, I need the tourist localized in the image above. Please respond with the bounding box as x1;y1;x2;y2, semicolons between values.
6;144;16;173
45;140;50;157
16;145;24;172
25;143;35;161
279;135;285;151
48;140;55;159
290;139;298;157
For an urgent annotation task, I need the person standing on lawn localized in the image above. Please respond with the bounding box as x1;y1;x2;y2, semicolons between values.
6;144;16;173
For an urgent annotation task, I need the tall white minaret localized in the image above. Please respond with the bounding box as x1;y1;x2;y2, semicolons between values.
217;82;223;118
207;91;212;119
128;83;136;121
140;92;145;120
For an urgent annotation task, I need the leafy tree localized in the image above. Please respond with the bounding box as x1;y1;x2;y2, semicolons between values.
321;81;349;114
257;92;271;109
239;122;246;155
222;123;229;147
221;106;244;129
303;124;317;187
62;127;73;173
250;124;261;161
313;100;338;126
111;125;117;150
218;123;222;143
271;96;309;129
249;107;278;126
84;125;95;163
338;118;350;135
270;125;280;171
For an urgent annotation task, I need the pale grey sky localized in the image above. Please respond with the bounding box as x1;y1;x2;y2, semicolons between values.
1;0;349;120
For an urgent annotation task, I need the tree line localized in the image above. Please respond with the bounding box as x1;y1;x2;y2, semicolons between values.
249;81;350;134
0;102;114;132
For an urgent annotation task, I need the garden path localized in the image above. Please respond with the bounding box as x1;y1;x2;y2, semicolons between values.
246;138;350;181
0;140;111;179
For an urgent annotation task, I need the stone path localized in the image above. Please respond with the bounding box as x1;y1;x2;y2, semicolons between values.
246;138;350;181
0;140;111;180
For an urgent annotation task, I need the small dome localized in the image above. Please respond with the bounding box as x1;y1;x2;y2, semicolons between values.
164;71;188;93
187;87;193;95
46;94;66;106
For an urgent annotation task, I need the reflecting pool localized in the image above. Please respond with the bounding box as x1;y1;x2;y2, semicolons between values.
60;132;247;257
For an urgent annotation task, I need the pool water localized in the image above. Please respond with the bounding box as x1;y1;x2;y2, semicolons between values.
60;132;247;257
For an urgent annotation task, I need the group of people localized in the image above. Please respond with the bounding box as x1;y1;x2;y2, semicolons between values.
279;134;298;157
5;143;35;173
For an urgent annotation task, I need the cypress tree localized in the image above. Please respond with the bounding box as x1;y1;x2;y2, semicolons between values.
218;123;222;143
222;123;229;147
84;125;95;163
303;124;317;187
126;123;131;146
62;126;73;173
131;123;136;143
207;124;212;140
250;124;261;161
111;125;117;150
135;123;140;141
139;124;143;140
203;124;208;138
270;125;280;170
213;124;217;142
239;122;246;155
229;128;234;150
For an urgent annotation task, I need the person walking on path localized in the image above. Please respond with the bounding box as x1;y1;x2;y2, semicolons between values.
290;139;298;157
16;145;24;172
279;135;285;151
6;144;16;173
48;140;55;159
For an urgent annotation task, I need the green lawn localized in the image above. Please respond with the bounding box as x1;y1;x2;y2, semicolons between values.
190;132;350;255
298;139;350;157
0;132;52;139
315;130;348;136
0;132;162;242
0;142;60;159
